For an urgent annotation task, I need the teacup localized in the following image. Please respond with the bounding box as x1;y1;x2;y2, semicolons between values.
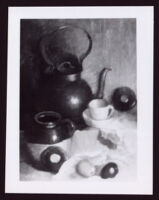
88;99;114;120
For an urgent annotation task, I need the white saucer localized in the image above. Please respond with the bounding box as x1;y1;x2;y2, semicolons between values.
82;108;114;129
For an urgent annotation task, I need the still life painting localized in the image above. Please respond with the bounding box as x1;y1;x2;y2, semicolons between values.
5;6;153;195
20;18;137;182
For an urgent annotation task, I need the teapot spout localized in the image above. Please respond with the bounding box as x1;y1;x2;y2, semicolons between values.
96;67;112;99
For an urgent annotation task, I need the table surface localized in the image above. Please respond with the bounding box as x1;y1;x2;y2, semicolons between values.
20;110;137;182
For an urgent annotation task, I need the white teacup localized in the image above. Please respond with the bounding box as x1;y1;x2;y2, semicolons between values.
88;99;114;121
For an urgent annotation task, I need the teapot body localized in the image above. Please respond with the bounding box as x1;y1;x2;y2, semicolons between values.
35;73;93;122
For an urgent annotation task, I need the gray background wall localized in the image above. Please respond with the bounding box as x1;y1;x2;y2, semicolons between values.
20;19;136;107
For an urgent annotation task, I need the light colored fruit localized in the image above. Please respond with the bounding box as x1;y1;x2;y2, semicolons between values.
76;159;96;177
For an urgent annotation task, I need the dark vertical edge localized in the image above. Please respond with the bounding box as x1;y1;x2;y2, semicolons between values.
19;18;22;184
153;3;159;198
0;0;8;198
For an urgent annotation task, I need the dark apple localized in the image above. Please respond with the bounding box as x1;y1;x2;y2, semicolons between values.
40;146;66;173
100;162;119;179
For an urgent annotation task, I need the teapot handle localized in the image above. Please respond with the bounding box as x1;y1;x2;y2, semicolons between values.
40;25;92;66
54;25;92;64
77;27;92;63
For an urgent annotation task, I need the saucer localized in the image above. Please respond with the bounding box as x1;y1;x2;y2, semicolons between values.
82;108;114;129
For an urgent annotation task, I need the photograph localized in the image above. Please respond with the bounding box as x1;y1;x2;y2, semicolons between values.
20;18;137;182
5;6;154;195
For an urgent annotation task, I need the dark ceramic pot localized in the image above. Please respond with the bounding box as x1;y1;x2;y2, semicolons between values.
34;26;112;125
35;66;112;125
35;69;93;123
35;25;93;123
25;111;76;144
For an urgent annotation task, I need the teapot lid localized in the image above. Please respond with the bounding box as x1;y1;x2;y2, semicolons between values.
56;61;80;75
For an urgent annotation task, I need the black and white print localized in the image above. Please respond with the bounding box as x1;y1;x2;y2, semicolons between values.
20;18;137;181
5;7;153;194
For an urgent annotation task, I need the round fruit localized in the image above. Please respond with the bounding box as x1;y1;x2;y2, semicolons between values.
112;87;136;111
40;146;66;173
76;159;96;178
100;162;118;179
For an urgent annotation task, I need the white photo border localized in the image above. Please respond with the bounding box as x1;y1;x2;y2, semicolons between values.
6;6;154;194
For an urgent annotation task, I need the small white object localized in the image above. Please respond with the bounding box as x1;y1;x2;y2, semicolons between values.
120;95;129;103
76;159;96;177
109;167;115;174
50;154;61;163
88;99;114;120
82;108;114;129
52;134;58;141
70;96;80;105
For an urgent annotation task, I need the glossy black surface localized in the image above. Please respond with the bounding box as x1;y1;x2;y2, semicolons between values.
34;26;94;123
34;66;112;125
111;87;137;111
35;71;93;123
100;162;119;179
25;111;76;144
40;146;66;173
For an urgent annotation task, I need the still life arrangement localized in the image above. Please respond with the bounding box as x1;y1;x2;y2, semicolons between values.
20;24;137;181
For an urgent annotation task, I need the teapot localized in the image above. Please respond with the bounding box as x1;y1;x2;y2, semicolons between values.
34;66;111;125
34;25;112;125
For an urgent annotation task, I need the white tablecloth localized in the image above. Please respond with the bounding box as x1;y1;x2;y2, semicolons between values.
20;111;137;182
